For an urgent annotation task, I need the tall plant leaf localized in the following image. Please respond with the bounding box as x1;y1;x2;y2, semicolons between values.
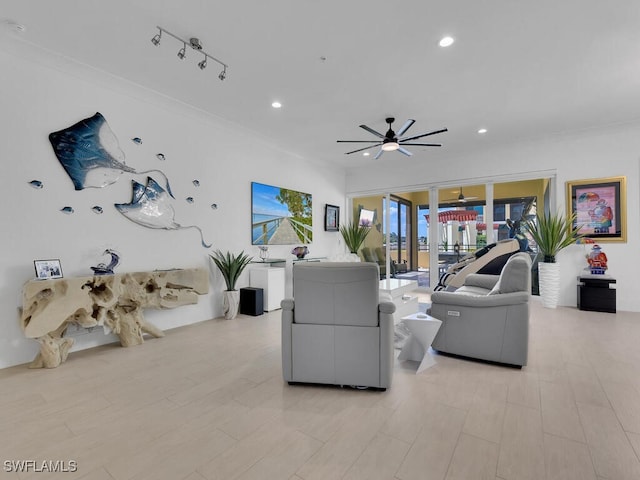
339;221;371;254
524;210;583;263
209;250;253;290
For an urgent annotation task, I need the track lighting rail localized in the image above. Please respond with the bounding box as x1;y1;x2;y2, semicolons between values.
151;26;228;80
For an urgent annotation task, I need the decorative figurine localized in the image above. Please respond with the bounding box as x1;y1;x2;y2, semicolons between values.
91;249;121;275
587;244;608;274
291;246;309;259
259;245;269;261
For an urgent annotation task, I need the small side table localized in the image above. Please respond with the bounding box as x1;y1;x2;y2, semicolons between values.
398;313;442;373
577;274;616;313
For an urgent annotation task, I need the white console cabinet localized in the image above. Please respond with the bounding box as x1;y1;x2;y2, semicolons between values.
250;267;285;311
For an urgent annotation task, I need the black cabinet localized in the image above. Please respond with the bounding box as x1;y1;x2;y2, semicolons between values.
240;287;264;316
577;275;616;313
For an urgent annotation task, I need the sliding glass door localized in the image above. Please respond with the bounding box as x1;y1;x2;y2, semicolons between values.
383;195;412;271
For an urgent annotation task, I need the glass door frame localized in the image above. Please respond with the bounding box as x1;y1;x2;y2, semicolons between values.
383;195;413;271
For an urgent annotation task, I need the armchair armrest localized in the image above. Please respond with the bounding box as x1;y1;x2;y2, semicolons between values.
431;290;529;308
281;298;294;382
379;301;396;315
281;298;294;311
463;274;499;290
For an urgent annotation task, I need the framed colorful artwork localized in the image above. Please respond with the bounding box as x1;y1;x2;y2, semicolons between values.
566;176;626;243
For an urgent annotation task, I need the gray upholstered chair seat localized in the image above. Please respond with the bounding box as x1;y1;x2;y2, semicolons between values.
281;262;395;389
429;252;532;367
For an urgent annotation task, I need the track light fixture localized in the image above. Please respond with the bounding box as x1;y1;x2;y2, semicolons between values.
151;30;162;46
177;43;186;60
150;26;228;80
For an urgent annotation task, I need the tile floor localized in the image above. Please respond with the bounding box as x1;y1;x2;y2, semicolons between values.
1;296;640;480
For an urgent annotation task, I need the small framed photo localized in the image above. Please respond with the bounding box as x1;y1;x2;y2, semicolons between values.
325;204;340;231
34;259;63;280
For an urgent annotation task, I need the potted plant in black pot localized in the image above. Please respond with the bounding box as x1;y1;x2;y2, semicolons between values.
524;210;582;308
209;250;253;319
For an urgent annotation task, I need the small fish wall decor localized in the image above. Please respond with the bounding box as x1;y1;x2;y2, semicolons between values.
186;197;194;204
91;206;104;214
156;153;165;161
211;203;218;210
61;206;74;214
192;180;200;187
131;137;143;145
28;180;44;189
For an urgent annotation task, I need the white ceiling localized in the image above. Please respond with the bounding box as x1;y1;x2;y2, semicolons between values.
3;0;640;170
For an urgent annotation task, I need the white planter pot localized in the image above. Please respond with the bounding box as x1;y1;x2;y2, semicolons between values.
223;290;240;319
538;262;560;309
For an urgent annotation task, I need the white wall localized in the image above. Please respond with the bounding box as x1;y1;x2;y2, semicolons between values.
347;125;640;312
0;47;347;369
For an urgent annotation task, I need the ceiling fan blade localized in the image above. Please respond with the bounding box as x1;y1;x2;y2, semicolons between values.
399;143;442;147
337;140;383;143
397;147;413;156
400;128;448;142
344;144;381;155
359;124;386;138
374;149;384;160
395;119;415;137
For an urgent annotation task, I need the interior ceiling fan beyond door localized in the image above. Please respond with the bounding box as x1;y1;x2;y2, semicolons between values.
337;117;447;159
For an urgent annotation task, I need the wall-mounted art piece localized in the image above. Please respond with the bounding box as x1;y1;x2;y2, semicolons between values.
251;182;312;245
48;112;173;196
28;180;43;189
60;206;74;214
115;177;211;248
91;206;103;214
567;176;627;243
324;204;340;231
34;259;63;280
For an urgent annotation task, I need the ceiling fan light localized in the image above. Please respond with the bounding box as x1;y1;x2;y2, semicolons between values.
381;141;399;152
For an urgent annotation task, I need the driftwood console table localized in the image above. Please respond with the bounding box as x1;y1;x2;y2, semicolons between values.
20;268;209;368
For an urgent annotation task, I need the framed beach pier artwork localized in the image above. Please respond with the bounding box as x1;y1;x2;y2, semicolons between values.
251;182;313;245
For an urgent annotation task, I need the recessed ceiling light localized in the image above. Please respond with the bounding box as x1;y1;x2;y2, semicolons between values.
271;101;282;109
363;152;370;156
439;36;454;47
478;128;488;134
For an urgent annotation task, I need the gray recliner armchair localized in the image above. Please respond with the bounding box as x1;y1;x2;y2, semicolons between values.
281;262;396;389
429;252;532;367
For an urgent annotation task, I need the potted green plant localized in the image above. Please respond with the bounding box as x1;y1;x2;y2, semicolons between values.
209;250;253;319
524;210;583;308
339;220;370;255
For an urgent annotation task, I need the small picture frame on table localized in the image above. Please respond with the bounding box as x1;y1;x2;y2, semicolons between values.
34;259;63;280
324;204;340;231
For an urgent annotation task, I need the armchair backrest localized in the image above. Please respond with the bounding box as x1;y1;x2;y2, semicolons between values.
489;252;532;295
293;262;379;327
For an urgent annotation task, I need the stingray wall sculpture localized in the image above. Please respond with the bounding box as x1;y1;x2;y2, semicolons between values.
48;112;173;196
115;177;212;248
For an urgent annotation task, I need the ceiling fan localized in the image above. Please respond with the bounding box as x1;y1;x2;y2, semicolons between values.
443;187;479;203
337;117;447;159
